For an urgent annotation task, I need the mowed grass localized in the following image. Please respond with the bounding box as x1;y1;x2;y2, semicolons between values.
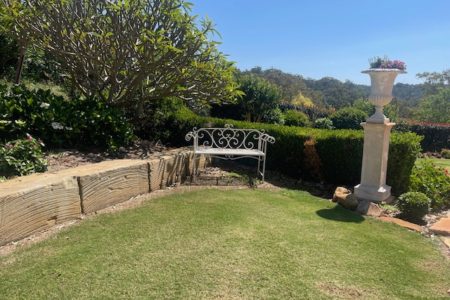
418;157;450;172
1;189;449;299
429;157;450;171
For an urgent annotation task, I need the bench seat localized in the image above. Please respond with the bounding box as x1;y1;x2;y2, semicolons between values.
185;124;275;181
195;147;265;157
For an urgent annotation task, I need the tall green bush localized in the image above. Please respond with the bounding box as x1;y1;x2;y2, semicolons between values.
168;109;421;194
284;109;311;127
330;107;368;129
314;117;334;129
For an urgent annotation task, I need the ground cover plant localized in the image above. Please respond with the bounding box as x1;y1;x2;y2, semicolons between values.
0;133;46;176
0;189;449;299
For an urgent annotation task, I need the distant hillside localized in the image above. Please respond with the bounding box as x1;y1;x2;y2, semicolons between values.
243;67;424;108
392;83;424;106
303;77;368;108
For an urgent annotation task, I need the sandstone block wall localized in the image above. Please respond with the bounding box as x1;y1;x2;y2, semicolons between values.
72;160;150;213
0;150;208;246
0;174;81;246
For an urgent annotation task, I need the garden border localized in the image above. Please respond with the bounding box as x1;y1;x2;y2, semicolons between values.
0;148;209;246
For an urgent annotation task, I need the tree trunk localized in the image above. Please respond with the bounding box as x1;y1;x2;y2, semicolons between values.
14;42;27;84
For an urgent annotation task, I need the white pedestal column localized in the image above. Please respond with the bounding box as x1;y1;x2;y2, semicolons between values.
354;121;395;202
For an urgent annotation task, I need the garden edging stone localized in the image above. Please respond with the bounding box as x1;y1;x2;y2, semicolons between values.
0;150;207;246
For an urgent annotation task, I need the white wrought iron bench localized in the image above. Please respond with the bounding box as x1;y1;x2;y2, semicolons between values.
185;124;275;181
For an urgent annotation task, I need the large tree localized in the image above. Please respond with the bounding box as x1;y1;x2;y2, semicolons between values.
417;69;450;96
414;88;450;123
0;1;30;83
413;70;450;123
238;74;281;123
3;0;238;107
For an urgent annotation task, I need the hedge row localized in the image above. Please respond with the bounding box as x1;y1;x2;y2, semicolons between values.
164;108;422;195
396;121;450;152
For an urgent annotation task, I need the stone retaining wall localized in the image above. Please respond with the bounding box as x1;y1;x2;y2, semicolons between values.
0;150;208;246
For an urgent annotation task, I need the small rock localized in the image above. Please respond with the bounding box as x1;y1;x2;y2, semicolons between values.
340;194;359;210
118;146;127;154
356;200;383;217
440;236;450;249
332;187;350;202
332;187;358;210
383;196;396;204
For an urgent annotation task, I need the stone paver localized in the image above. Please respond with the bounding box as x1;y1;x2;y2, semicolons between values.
378;216;422;232
429;217;450;236
440;236;450;249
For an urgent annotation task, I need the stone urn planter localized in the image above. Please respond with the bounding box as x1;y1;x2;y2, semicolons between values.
355;61;405;202
362;68;406;123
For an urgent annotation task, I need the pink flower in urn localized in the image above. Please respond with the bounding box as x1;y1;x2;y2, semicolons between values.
369;56;406;71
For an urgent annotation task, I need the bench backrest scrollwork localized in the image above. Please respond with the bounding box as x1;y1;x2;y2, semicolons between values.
185;124;275;152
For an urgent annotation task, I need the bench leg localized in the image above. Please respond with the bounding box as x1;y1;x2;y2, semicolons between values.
262;155;267;182
257;156;261;179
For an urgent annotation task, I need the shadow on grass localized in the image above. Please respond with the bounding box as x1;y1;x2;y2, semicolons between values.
209;160;335;199
316;205;365;223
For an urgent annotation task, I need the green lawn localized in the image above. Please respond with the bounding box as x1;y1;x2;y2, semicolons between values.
429;157;450;171
1;189;449;299
418;157;450;172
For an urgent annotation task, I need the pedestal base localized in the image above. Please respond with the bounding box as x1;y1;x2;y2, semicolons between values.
354;184;391;202
354;121;395;203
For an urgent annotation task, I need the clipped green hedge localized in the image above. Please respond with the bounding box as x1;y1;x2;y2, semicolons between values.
167;108;421;195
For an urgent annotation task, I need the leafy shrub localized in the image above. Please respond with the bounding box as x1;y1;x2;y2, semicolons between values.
0;134;47;177
441;149;450;159
128;97;185;142
167;109;421;194
395;121;450;152
262;107;285;124
280;103;334;121
314;117;334;129
284;110;310;127
330;107;368;129
397;192;430;223
237;74;281;123
388;132;423;195
0;84;134;151
22;49;63;83
409;159;450;210
352;99;374;116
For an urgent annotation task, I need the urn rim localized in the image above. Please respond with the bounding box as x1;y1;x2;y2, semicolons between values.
362;68;407;74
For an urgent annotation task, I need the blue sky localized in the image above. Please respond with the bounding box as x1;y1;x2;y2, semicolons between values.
191;0;450;85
